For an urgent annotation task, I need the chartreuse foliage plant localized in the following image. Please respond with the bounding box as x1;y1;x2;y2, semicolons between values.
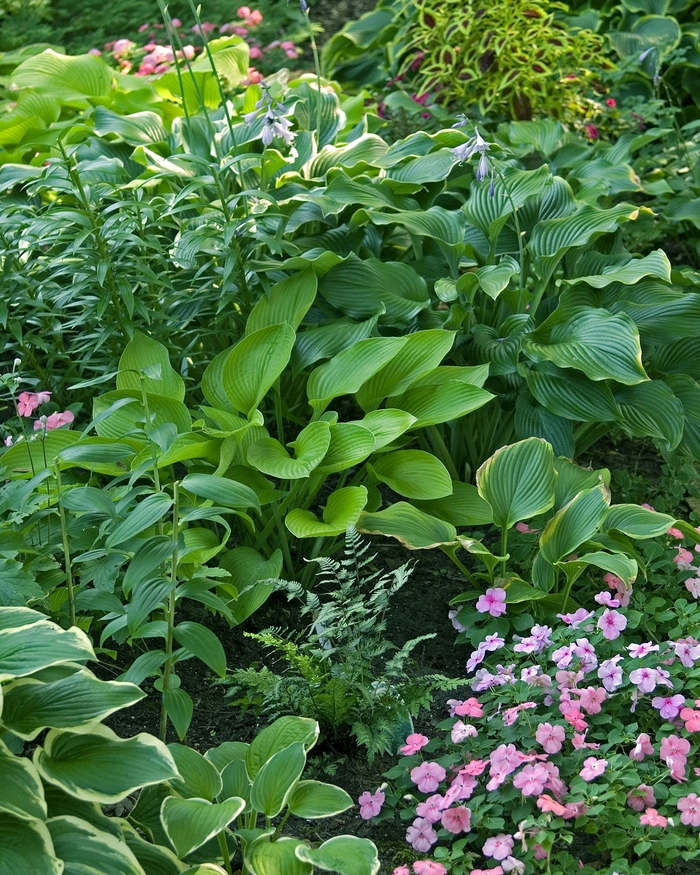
0;606;380;875
322;0;610;121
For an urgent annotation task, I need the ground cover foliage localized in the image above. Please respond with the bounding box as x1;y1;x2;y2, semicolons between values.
0;0;700;873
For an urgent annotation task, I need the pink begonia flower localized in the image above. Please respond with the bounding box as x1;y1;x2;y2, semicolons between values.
640;808;667;827
680;706;700;732
400;733;430;755
597;656;623;691
413;862;447;875
476;587;507;617
537;794;567;815
627;784;655;812
594;591;620;607
686;578;700;599
483;834;514;861
452;720;478;743
393;868;411;875
454;697;483;717
629;733;654;761
513;764;549;796
416;794;448;823
674;547;695;570
677;793;700;827
652;694;686;721
441;805;472;834
597;608;627;640
572;731;600;750
411;762;446;793
406;817;438;852
535;723;565;754
630;667;659;693
358;788;384;819
667;527;684;539
627;642;659;658
579;757;607;781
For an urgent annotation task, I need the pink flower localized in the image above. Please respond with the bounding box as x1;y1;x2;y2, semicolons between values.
45;411;74;430
640;503;655;511
578;686;606;715
660;736;691;762
627;784;655;812
483;834;514;861
594;591;620;607
557;608;594;628
513;764;549;796
406;817;438;852
674;547;695;570
630;667;658;693
604;572;622;588
562;708;587;731
490;744;524;778
686;578;700;599
416;794;448;823
533;845;547;860
627;641;659;658
113;38;135;57
677;793;700;827
454;697;483;717
579;757;607;781
411;762;446;793
652;694;686;720
640;808;667;827
358;788;384;819
501;859;524;875
17;392;41;416
4;435;13;446
562;801;588;819
88;47;102;55
461;759;487;776
629;733;654;761
171;17;181;26
667;527;684;539
606;97;616;107
441;805;472;834
681;707;700;732
535;723;565;754
515;522;537;533
584;123;599;139
470;869;504;875
448;609;468;632
572;731;599;750
597;608;627;640
413;863;447;875
476;588;507;617
452;720;478;743
537;794;567;815
597;656;623;691
400;733;430;755
393;868;410;875
444;771;477;803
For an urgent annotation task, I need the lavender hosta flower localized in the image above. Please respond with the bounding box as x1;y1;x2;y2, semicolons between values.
244;84;295;147
451;126;496;195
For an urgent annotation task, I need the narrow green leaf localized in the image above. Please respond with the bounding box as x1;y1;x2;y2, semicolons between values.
173;622;227;678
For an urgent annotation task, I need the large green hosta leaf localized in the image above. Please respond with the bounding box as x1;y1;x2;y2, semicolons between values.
246;269;318;334
0;740;47;820
464;165;551;244
286;486;368;538
220;325;296;417
523;307;647;385
522;362;621;422
0;814;62;875
296;836;380;875
161;797;245;858
0;621;94;681
247;422;331;479
47;816;147;875
614;380;684;448
389;381;494;429
10;50;112;98
560;249;671;288
476;438;556;530
369;450;452;500
539;485;610;565
117;332;185;401
357;503;457;549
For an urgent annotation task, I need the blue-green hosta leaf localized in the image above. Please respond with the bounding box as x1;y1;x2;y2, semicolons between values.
464;165;551;243
0;814;62;875
610;287;700;346
357;502;457;549
307;134;388;177
250;742;305;817
168;744;223;802
93;107;167;145
286;781;352;819
246;268;318;335
412;481;494;526
189;35;249;87
296;836;380;875
614;380;684;448
246;716;319;780
286;486;368;538
221;324;296;417
356;329;455;410
11;49;112;98
352;205;462;245
0;621;94;681
246;422;331;479
603;504;675;538
317;255;429;323
0;739;47;820
609;14;681;59
471;316;531;376
666;374;700;459
539;485;610;565
529;203;641;283
474;257;520;300
554;457;609;510
560;248;671;288
476;438;556;530
35;728;178;803
247;836;312;875
389;381;494;428
507;120;564;156
1;671;144;739
47;816;146;875
387;149;458;184
522;307;648;385
369;450;452;499
220;760;252;812
514;393;574;457
407;364;490;389
161;797;245;858
522;361;621;422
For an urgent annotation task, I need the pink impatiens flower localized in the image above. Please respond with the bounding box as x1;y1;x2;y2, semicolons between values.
454;697;484;717
579;757;607;781
537;794;567;815
476;587;507;617
441;805;472;834
652;694;686;721
416;794;448;823
406;817;438;852
630;667;659;693
685;578;700;599
535;722;565;754
358;788;385;819
400;733;429;755
597;608;627;640
629;733;654;761
674;547;695;570
512;764;549;796
411;762;446;793
452;720;478;743
627;784;655;812
640;808;667;827
483;834;514;861
677;793;700;827
413;862;447;875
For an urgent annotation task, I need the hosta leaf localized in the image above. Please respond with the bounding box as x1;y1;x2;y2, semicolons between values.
554;457;609;510
316;424;376;474
292;316;379;372
286;486;368;538
47;816;145;875
574;552;638;586
523;307;647;385
476;438;555;530
221;324;296;416
93;107;167;146
168;744;223;802
666;374;700;459
11;50;112;98
296;836;380;875
0;621;94;681
35;729;178;803
603;504;675;538
357;503;457;549
387;150;458;184
522;361;621;422
474;257;520;300
354;205;462;244
614;380;684;448
390;381;494;428
514;394;575;458
161;797;245;858
464;165;551;243
246;422;331;479
0;814;62;875
286;781;352;819
250;742;305;817
93;391;191;438
246;268;317;334
539;485;610;565
116;332;185;401
0;739;47;820
369;450;452;499
560;248;671;288
351;409;416;450
246;716;318;780
412;481;494;526
247;836;311;875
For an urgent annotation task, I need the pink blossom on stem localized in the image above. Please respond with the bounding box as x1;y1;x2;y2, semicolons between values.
630;667;659;693
627;784;655;812
640;808;667;827
454;697;483;717
667;527;684;539
594;591;620;607
358;788;384;819
441;805;472;834
483;834;514;861
572;731;599;750
597;656;623;691
537;794;567;815
476;587;507;617
660;735;691;762
512;764;549;796
406;817;438;852
579;757;607;781
535;722;565;754
685;578;700;598
677;793;700;827
400;733;429;755
578;686;606;715
652;694;686;720
629;733;654;761
413;863;447;875
674;547;695;570
393;867;410;875
627;641;659;658
411;762;446;793
416;794;448;823
597;608;627;640
452;720;478;743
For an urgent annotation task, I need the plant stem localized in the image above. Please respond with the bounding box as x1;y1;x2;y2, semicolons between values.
428;425;460;481
500;526;508;579
216;831;233;875
54;462;76;627
159;481;180;743
304;8;323;137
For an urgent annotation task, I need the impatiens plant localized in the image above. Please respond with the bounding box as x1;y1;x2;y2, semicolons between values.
359;538;700;874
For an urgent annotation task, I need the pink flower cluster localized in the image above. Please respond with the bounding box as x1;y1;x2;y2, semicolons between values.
5;390;74;445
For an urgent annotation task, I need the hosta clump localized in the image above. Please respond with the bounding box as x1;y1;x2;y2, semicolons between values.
361;556;700;875
222;527;462;759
